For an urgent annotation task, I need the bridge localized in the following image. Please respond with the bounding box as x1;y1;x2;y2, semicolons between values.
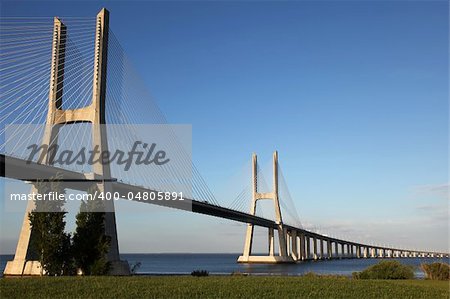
1;8;448;276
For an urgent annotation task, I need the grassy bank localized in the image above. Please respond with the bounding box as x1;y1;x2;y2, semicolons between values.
1;276;449;299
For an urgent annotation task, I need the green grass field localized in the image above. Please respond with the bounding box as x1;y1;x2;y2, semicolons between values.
1;276;449;299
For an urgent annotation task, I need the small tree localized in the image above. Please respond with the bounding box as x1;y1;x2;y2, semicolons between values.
28;173;73;276
72;185;111;275
421;262;450;280
352;260;414;280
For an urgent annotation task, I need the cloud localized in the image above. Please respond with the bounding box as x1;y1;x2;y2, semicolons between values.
413;183;449;200
415;202;449;222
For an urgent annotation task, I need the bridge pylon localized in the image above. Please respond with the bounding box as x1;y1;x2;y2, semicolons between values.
4;8;130;276
238;151;294;263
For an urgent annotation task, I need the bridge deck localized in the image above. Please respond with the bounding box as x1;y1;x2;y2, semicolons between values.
1;154;448;257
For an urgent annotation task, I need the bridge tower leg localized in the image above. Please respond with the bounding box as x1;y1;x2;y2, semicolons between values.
4;8;130;276
3;16;67;276
238;152;294;263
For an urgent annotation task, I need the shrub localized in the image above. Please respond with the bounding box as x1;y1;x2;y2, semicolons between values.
28;174;73;276
191;270;209;277
72;187;111;275
352;261;414;280
421;262;449;280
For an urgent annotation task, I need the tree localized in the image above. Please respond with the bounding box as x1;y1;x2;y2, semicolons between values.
28;173;73;276
72;185;111;275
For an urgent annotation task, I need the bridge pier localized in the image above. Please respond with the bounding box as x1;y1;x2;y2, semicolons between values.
313;237;318;260
291;231;298;260
299;233;306;260
268;228;275;256
327;240;332;259
306;236;311;260
319;239;324;260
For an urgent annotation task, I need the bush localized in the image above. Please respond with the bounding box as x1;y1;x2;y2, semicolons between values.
191;270;209;277
421;262;449;280
352;261;414;280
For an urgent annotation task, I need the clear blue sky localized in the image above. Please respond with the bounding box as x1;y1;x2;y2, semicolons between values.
1;1;448;254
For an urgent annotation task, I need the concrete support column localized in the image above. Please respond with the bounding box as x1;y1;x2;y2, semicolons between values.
320;239;324;260
334;242;339;259
306;236;311;260
268;228;274;256
327;240;332;259
291;231;298;260
313;237;318;260
286;232;291;256
299;233;305;260
341;243;345;258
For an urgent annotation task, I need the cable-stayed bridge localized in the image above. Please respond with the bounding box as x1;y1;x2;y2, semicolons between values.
1;9;448;276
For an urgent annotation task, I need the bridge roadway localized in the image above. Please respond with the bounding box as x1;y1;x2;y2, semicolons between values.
1;154;448;260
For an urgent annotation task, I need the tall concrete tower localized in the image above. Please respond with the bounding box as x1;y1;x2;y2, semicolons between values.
238;151;294;263
4;8;130;276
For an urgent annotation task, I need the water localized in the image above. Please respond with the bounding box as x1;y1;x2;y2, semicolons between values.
2;254;448;277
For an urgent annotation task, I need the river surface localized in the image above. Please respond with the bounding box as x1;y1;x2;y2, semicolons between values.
1;254;447;277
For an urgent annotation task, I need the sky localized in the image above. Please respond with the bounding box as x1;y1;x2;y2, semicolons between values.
0;0;448;254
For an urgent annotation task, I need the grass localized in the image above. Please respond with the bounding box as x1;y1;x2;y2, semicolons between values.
1;276;449;299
